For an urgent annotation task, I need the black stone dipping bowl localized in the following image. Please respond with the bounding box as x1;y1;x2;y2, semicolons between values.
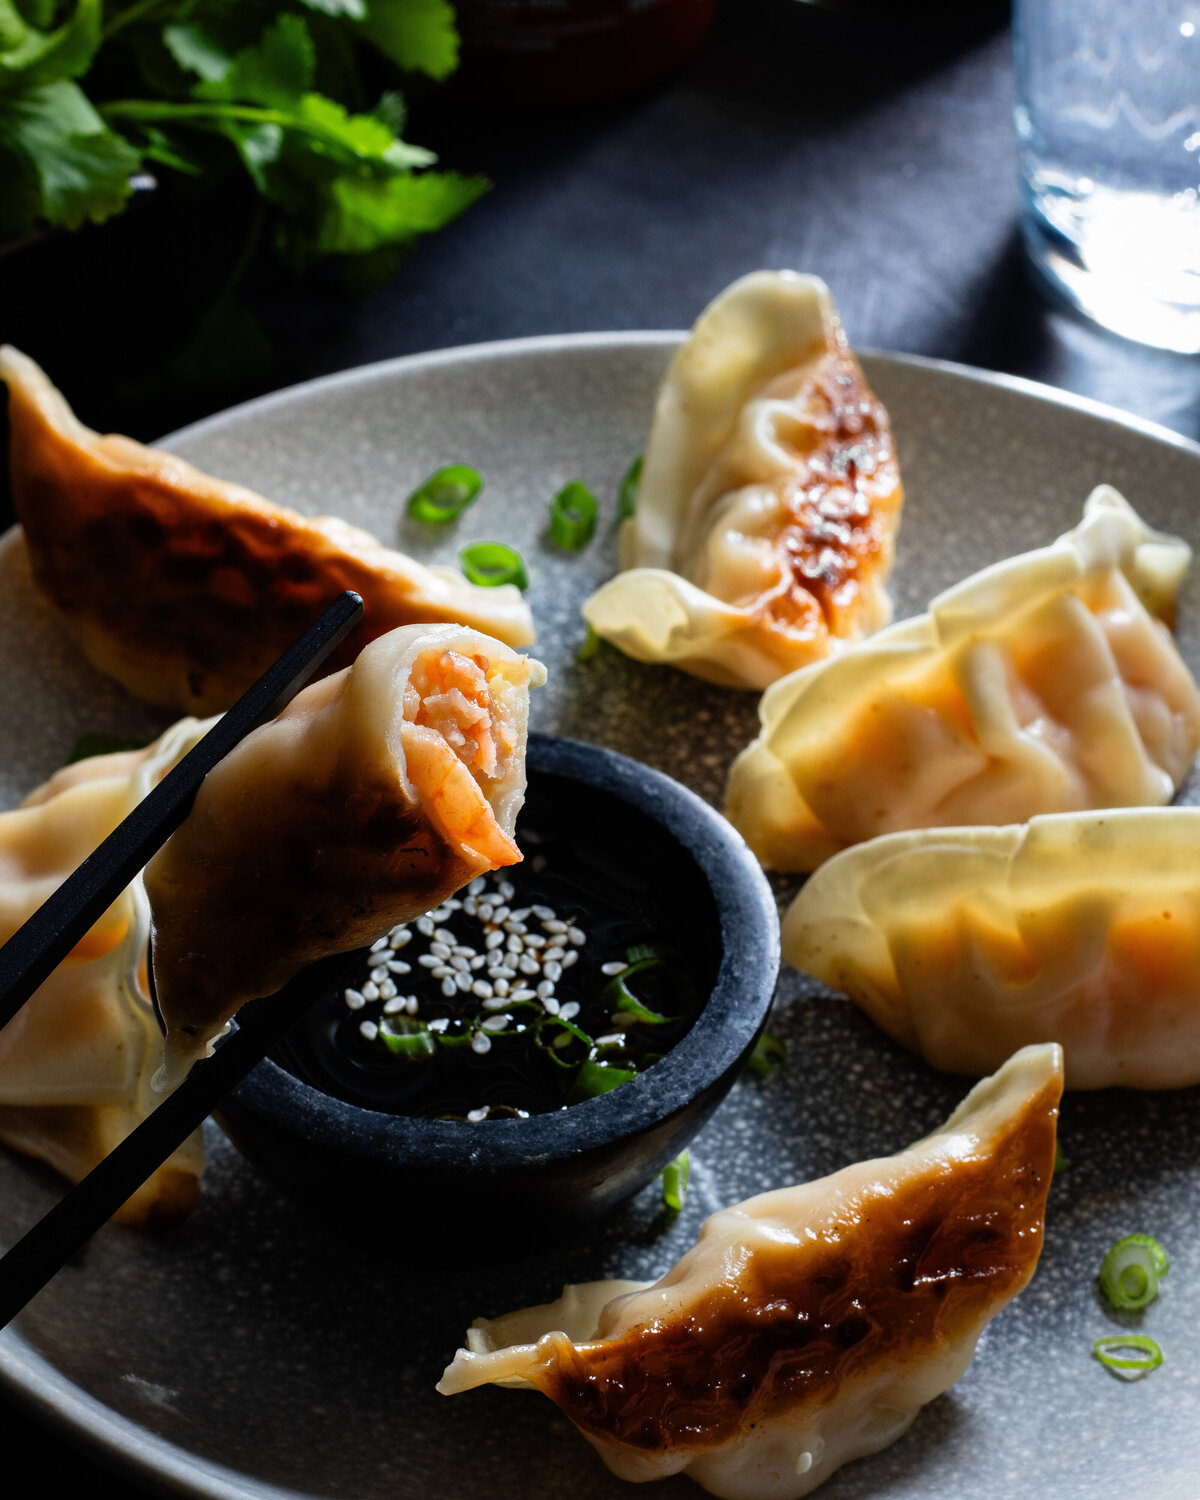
215;733;781;1246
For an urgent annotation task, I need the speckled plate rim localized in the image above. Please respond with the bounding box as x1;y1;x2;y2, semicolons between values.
3;329;1200;1500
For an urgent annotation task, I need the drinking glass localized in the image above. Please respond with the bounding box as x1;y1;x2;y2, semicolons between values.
1013;1;1200;352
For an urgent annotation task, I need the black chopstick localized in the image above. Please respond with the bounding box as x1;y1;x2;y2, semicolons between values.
0;945;369;1331
0;590;364;1033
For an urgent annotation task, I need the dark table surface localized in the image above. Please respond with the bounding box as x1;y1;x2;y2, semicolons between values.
2;1;1198;1495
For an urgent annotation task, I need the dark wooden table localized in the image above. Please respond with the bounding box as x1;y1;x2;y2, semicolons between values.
2;2;1198;1494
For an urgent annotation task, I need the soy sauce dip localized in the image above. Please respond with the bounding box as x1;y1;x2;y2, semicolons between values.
274;770;717;1119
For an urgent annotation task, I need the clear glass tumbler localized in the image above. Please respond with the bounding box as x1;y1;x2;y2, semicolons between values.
1013;1;1200;352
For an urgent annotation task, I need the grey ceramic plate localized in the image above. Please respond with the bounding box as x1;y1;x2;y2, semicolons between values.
2;334;1200;1500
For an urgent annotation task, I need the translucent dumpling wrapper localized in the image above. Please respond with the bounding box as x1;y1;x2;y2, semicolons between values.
0;345;535;714
0;721;209;1226
439;1044;1063;1500
146;623;546;1089
726;486;1199;873
786;808;1200;1090
581;271;904;690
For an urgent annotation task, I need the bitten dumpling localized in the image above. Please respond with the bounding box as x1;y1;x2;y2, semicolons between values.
581;271;903;690
785;808;1200;1090
726;486;1200;872
0;345;535;714
0;722;208;1225
439;1045;1062;1500
146;624;545;1088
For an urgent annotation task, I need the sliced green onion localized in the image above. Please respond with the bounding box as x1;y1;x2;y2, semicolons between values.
577;624;602;663
549;480;598;550
406;464;483;523
603;960;674;1024
1099;1235;1168;1311
378;1028;437;1060
747;1031;786;1079
662;1149;690;1212
67;732;143;765
459;541;529;590
618;455;643;521
534;1014;592;1066
570;1058;637;1102
1053;1141;1068;1175
626;943;671;964
1092;1335;1163;1375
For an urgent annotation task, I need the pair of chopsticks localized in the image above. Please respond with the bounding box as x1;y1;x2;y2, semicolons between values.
0;591;366;1331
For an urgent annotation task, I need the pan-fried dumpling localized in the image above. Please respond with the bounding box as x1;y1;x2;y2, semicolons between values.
727;486;1199;872
786;808;1200;1090
439;1045;1062;1500
0;720;208;1225
581;271;903;690
0;345;535;715
146;624;546;1088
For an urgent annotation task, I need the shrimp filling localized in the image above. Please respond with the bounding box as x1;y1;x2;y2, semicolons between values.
404;649;521;789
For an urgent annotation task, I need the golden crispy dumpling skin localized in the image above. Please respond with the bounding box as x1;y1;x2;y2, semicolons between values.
582;272;903;690
439;1046;1063;1500
0;346;535;714
146;624;545;1087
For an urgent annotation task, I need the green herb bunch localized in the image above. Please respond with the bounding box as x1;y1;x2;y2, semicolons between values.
0;0;484;276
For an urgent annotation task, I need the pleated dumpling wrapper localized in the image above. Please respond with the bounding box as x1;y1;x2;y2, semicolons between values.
0;721;209;1225
581;271;903;690
727;485;1200;873
146;623;545;1089
786;807;1200;1090
439;1044;1063;1500
0;345;535;715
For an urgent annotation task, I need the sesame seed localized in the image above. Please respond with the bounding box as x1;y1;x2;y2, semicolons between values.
511;988;536;1001
467;1107;489;1122
472;980;494;999
504;921;524;938
485;930;505;950
469;877;486;896
509;908;530;922
359;1020;379;1041
481;1014;509;1032
416;916;434;936
430;941;451;959
544;961;562;983
498;881;515;900
531;905;554;921
562;950;580;969
433;928;454;945
370;967;390;984
418;954;441;969
470;954;487;970
601;960;626;976
441;978;457;998
377;978;397;1000
493;977;510;997
452;944;475;958
568;927;586;946
596;1033;624;1048
542;919;567;934
477;902;494;921
362;981;380;1001
559;1001;580;1020
536;980;555;998
383;997;403;1014
428;1017;449;1033
544;946;565;962
471;1032;492;1054
523;933;547;948
518;955;539;975
490;964;515;980
492;905;510;923
456;972;473;993
371;937;390;952
344;989;366;1010
450;956;470;974
391;928;412;946
506;933;523;952
482;993;509;1011
387;960;411;975
542;996;560;1015
407;995;419;1014
443;899;462;912
463;897;478;917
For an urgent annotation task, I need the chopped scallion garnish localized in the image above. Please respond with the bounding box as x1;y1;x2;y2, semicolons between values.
603;961;674;1024
378;1028;437;1060
626;943;670;964
1092;1335;1163;1376
67;732;143;765
1099;1234;1169;1311
459;541;529;590
662;1149;690;1212
549;480;598;550
570;1058;637;1102
406;465;484;523
618;455;643;521
577;624;602;663
747;1031;786;1079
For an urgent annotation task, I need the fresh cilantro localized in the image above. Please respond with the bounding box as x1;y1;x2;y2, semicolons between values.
360;0;458;81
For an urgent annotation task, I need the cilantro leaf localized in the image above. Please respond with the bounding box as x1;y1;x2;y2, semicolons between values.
296;0;367;17
315;169;487;255
195;13;315;108
360;0;458;81
0;78;138;231
0;0;101;91
162;22;232;85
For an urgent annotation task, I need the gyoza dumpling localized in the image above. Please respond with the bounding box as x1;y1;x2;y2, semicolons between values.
785;808;1200;1090
439;1045;1062;1500
581;271;903;690
0;721;208;1225
146;624;545;1088
0;345;535;715
727;486;1200;872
